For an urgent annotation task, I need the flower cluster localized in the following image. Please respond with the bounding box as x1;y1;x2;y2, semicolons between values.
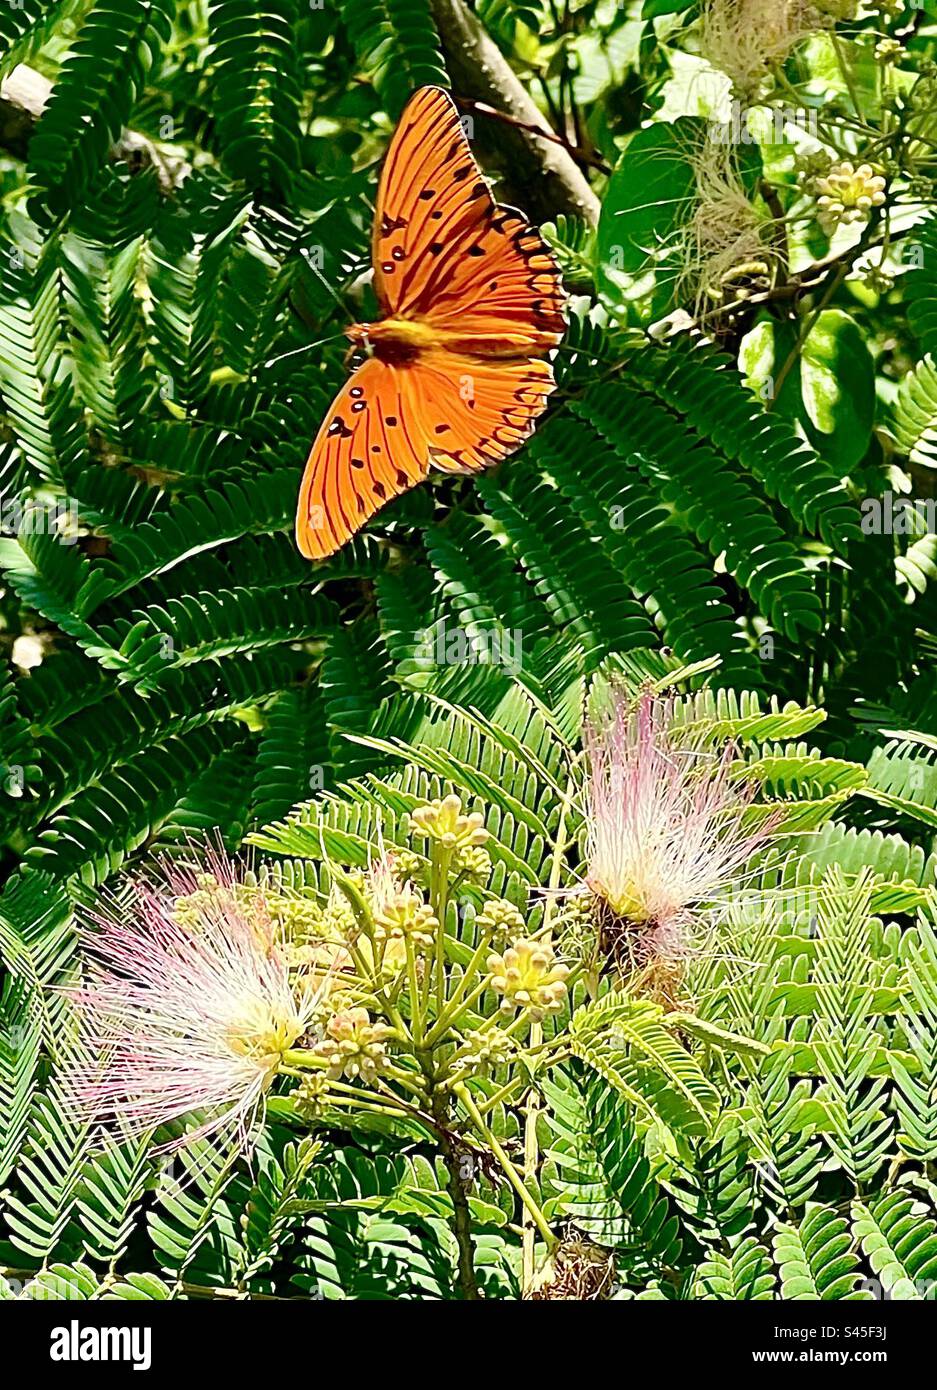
171;870;323;945
814;161;887;233
451;1027;518;1077
410;793;487;850
487;937;569;1019
312;1007;393;1083
65;862;322;1150
373;882;438;948
475;897;526;948
584;689;776;954
409;793;491;879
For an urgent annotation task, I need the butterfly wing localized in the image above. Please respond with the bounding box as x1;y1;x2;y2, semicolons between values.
372;86;566;352
406;350;555;472
295;352;555;560
295;358;425;560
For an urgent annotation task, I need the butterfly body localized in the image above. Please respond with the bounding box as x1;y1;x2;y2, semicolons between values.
347;316;441;361
348;315;552;362
296;86;566;561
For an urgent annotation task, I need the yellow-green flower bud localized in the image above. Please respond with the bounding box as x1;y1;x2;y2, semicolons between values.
314;1008;393;1083
293;1071;334;1118
320;883;359;940
476;898;526;947
487;937;569;1019
453;844;492;883
452;1027;517;1077
814;161;886;233
171;874;223;930
409;794;489;852
374;884;438;949
875;37;902;63
391;848;429;884
287;939;353;994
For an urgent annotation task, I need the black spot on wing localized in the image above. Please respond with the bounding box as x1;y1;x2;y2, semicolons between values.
380;212;408;237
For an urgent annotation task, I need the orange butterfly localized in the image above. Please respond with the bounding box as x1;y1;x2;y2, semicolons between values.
295;85;566;560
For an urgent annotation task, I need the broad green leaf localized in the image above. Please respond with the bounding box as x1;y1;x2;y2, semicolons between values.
800;309;875;471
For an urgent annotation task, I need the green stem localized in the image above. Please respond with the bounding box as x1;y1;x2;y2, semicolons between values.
831;30;863;125
425;924;495;1044
405;934;425;1046
521;779;573;1292
474;1076;526;1114
424;969;492;1048
430;1088;480;1300
431;847;454;1011
455;1084;555;1251
769;263;848;406
522;1020;543;1296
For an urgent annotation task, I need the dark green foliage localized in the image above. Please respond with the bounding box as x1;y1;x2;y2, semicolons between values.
29;1;177;216
207;2;303;196
340;0;448;116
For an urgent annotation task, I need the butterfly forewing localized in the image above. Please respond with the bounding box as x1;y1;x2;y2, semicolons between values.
372;87;566;351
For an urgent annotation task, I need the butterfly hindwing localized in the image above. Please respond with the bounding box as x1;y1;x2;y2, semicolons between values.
295;353;556;559
407;352;555;472
295;358;427;560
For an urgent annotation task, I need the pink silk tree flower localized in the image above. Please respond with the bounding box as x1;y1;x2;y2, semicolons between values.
63;855;322;1151
583;689;777;954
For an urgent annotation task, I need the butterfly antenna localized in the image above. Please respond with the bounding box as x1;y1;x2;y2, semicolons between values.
300;244;360;322
261;332;348;371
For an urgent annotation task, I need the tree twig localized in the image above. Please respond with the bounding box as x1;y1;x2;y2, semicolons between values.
0;62;189;189
428;0;601;226
454;94;611;175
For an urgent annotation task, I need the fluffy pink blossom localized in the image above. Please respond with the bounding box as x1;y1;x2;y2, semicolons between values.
584;690;776;951
63;853;321;1150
